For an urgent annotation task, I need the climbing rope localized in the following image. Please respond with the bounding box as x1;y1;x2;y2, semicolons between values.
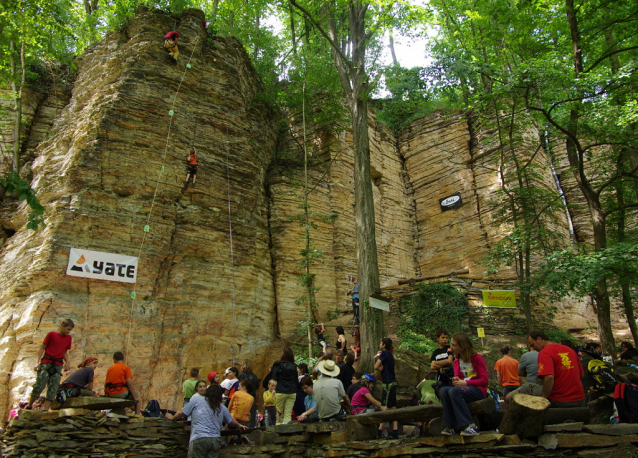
224;55;238;367
124;33;201;357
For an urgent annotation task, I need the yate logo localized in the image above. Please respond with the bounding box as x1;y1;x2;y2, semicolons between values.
70;254;135;278
441;195;460;207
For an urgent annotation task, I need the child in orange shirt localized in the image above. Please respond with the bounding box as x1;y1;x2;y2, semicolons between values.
228;379;254;426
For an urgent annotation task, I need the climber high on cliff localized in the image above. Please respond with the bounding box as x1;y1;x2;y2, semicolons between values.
185;147;198;185
164;31;180;62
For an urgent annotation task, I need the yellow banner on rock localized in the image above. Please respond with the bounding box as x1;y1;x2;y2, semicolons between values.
482;290;516;308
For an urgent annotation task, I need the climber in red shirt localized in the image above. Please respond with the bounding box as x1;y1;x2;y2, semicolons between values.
185;147;198;185
164;31;180;61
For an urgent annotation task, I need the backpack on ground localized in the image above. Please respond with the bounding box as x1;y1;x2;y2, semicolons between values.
142;400;162;418
614;383;638;423
587;359;620;393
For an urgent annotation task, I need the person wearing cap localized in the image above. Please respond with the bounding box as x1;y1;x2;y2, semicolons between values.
60;357;99;397
207;371;220;385
313;359;351;421
164;31;180;61
351;374;387;415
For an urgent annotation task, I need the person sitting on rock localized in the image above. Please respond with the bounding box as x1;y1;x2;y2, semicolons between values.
185;147;198;185
313;360;350;421
619;342;638;363
528;330;585;407
104;351;141;415
60;356;99;398
296;376;319;423
26;318;74;411
164;31;180;61
438;333;488;437
350;374;387;414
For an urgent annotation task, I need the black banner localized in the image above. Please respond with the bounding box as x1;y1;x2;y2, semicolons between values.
439;193;463;212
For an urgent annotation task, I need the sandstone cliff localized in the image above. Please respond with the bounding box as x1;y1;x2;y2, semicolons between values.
0;7;599;420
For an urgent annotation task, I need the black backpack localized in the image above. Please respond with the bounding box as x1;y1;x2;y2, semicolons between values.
142;400;162;418
614;383;638;423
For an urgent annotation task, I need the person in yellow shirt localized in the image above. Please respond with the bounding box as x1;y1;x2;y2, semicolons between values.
263;379;277;426
228;379;254;426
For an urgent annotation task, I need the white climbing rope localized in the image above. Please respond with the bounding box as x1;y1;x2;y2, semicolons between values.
125;34;201;358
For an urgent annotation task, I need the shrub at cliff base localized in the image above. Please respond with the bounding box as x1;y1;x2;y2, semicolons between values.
398;282;469;354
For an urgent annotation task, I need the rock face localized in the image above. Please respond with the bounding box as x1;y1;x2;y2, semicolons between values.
0;8;600;420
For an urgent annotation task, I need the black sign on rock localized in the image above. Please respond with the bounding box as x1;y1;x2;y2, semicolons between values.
439;192;463;212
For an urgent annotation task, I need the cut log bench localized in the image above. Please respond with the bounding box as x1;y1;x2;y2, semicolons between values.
346;398;495;441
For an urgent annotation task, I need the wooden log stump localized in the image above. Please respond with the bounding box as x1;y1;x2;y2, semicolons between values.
499;394;550;438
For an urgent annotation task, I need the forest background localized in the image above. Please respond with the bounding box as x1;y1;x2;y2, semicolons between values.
1;0;637;367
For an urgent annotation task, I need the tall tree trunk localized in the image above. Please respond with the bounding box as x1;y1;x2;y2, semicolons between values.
289;0;383;370
615;175;638;344
351;94;382;373
388;29;398;65
565;0;615;354
9;39;25;174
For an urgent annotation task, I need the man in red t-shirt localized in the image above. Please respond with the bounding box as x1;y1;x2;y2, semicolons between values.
105;351;141;414
528;330;585;407
164;30;180;61
26;319;74;411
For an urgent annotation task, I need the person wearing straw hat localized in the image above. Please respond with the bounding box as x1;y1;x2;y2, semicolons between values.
313;360;351;421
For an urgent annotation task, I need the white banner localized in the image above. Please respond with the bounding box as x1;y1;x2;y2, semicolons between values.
66;248;138;284
370;294;391;312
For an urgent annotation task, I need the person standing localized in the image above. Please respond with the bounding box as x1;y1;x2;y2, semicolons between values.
26;319;74;411
104;352;141;415
228;380;254;426
272;348;298;424
439;333;488;437
494;346;521;399
183;368;199;406
238;359;259;427
348;279;360;325
374;337;398;439
166;385;247;457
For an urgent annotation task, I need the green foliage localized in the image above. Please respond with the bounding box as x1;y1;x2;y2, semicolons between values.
374;65;459;133
397;282;468;354
545;329;577;346
1;172;46;230
397;327;438;354
538;243;638;301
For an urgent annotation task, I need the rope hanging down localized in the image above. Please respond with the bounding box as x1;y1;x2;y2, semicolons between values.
224;55;238;367
125;34;201;357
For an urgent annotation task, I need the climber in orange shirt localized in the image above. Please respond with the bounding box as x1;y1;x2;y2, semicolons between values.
185;147;198;185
